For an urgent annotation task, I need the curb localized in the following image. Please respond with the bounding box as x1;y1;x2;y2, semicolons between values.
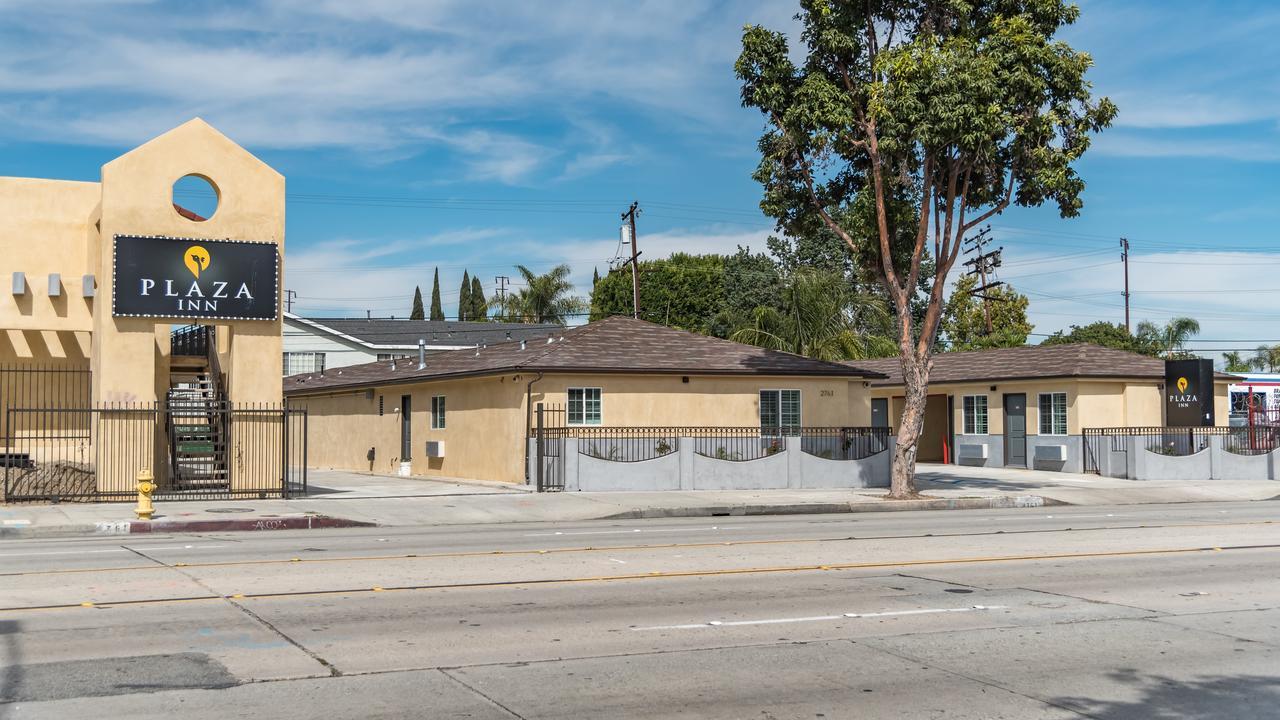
0;514;376;539
602;494;1067;520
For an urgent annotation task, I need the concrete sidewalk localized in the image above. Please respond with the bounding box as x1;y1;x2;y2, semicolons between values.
1;466;1277;539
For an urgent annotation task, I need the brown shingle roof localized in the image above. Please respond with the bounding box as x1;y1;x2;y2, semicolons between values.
286;316;884;395
850;343;1240;387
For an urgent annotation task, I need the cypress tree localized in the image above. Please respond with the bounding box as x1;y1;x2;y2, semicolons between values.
593;267;600;287
470;276;487;321
429;267;444;320
409;286;425;320
457;270;471;321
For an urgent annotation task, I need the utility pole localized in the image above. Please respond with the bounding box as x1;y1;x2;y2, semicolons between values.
961;226;1003;335
620;202;641;319
1120;237;1131;334
285;289;297;314
494;275;509;321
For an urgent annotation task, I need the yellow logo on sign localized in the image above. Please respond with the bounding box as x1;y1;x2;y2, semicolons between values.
1176;376;1188;394
184;245;210;279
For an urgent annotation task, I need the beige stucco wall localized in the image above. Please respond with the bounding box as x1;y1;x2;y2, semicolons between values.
0;177;99;336
93;118;285;405
870;376;1234;436
293;372;873;483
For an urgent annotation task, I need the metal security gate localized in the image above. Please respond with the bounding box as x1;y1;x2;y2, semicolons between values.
2;403;308;503
1082;428;1126;475
532;404;565;492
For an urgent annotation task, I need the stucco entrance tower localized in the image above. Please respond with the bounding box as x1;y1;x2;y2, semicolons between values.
1;119;291;501
92;118;285;406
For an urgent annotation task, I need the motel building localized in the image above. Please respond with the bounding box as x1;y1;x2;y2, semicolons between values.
852;344;1253;479
0;119;300;503
285;317;897;492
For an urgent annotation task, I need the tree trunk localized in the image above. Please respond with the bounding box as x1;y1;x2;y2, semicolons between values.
889;331;931;499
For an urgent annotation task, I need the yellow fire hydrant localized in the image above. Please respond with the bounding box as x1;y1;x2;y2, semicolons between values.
135;468;156;520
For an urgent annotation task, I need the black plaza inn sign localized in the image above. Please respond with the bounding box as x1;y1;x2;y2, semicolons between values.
112;235;279;321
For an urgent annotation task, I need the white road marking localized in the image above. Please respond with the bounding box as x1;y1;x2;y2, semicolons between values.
609;558;627;564
632;605;1007;631
525;526;735;537
0;544;226;558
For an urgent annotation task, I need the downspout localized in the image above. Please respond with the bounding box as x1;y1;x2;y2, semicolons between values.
524;371;544;483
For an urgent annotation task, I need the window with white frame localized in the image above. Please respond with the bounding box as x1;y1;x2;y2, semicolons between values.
962;395;988;434
377;353;412;362
431;395;446;429
759;389;801;434
283;352;325;376
1038;392;1068;435
567;387;602;425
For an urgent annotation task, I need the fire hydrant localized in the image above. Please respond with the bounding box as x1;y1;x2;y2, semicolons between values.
135;469;156;520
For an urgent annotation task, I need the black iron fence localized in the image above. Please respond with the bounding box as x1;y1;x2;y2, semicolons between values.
1084;426;1280;473
800;427;892;460
2;403;307;502
0;364;91;441
527;416;894;491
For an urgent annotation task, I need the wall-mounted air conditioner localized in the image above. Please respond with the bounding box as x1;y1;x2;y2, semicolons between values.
426;440;445;458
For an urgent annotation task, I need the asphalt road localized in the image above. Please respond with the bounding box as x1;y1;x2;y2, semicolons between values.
1;501;1278;718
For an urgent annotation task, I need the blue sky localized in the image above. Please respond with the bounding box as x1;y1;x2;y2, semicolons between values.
2;0;1278;355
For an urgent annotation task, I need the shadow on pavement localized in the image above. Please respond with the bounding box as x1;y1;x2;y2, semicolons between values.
1053;669;1280;719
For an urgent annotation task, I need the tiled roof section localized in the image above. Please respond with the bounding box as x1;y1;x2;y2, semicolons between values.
286;316;884;394
849;343;1241;386
291;316;563;347
173;203;205;222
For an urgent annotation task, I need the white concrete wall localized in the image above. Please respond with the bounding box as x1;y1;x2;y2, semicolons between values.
552;435;893;492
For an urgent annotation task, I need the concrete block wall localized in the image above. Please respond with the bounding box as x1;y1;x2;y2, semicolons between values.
547;435;893;492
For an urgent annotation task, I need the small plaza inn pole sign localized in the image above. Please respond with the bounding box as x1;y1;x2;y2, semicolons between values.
112;235;279;321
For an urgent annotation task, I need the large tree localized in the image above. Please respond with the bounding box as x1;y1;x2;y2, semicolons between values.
1041;321;1160;356
590;253;727;330
736;0;1115;497
1135;316;1200;359
503;264;587;324
458;270;472;321
470;276;488;321
409;286;425;321
429;267;445;321
731;269;896;361
941;275;1032;350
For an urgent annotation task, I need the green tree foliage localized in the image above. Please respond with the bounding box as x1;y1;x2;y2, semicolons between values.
409;286;425;321
1250;345;1280;372
736;0;1115;497
429;267;445;321
470;276;487;321
1041;321;1160;356
1135;316;1200;359
593;267;600;287
500;264;586;324
1223;351;1252;374
941;275;1032;350
730;270;896;361
458;270;471;321
589;253;727;330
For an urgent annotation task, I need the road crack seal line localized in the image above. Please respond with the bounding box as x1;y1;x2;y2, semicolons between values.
439;668;527;719
121;544;342;678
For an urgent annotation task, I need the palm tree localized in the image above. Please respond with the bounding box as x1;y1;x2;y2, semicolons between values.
1223;351;1251;373
497;264;587;324
730;270;896;361
1250;344;1280;372
1135;316;1200;359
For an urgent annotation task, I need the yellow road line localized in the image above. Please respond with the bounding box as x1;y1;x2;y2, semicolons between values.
3;542;1277;614
3;520;1275;578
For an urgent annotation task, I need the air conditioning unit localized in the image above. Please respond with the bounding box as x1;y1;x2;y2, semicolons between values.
1034;444;1068;461
426;440;445;458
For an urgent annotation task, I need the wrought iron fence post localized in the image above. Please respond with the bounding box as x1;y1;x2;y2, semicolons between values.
536;403;545;492
281;405;289;500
